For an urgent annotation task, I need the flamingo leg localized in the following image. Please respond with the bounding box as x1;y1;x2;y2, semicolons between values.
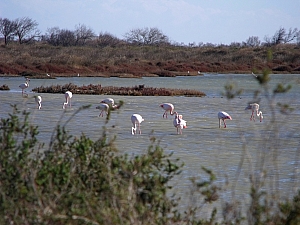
164;111;168;118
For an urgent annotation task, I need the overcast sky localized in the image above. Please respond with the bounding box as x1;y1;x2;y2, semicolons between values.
1;0;299;45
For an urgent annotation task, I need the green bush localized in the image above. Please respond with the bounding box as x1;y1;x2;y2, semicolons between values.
0;105;187;225
1;70;300;224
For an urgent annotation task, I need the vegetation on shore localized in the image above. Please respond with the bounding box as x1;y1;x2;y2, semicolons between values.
0;42;300;78
31;83;206;97
1;17;299;77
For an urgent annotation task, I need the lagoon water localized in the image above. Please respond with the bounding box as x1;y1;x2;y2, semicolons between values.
1;74;300;219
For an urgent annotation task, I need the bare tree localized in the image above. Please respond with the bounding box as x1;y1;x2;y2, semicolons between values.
124;27;169;45
229;42;242;48
58;29;76;46
14;17;40;44
74;24;95;46
296;30;300;46
43;27;61;46
283;27;298;43
97;32;123;47
272;27;286;45
0;18;16;45
245;36;261;47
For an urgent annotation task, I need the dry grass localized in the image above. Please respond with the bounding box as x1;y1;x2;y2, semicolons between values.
0;42;300;77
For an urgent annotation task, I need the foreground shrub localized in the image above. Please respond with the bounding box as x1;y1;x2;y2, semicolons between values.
1;68;300;224
0;105;187;224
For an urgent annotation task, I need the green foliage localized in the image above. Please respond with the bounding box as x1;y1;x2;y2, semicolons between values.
0;105;192;225
223;82;243;99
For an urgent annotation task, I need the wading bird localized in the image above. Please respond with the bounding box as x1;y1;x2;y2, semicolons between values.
218;111;232;128
34;96;42;110
173;112;187;134
19;78;30;96
101;98;119;109
160;103;175;118
245;103;263;122
131;114;144;135
62;91;72;109
96;103;109;117
252;72;258;77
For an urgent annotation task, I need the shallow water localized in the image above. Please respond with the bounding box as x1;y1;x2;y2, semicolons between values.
1;74;300;218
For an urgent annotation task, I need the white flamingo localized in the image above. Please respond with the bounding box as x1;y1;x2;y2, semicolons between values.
131;114;144;135
218;111;232;128
101;98;119;109
19;78;30;96
160;103;175;119
34;96;42;110
245;103;263;122
252;72;258;78
62;91;72;109
96;103;109;117
173;112;187;134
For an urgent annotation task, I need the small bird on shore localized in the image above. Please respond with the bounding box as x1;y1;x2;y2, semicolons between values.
252;72;258;78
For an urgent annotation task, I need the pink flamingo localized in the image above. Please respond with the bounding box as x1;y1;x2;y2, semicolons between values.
160;103;175;118
218;111;232;128
19;78;30;96
34;96;42;110
101;98;119;109
245;103;263;122
173;112;187;134
131;114;144;135
96;103;109;117
62;91;72;109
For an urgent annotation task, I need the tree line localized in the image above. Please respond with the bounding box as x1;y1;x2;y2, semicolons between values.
0;16;299;47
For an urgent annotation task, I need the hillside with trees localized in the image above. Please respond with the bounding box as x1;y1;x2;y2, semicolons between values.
0;17;300;77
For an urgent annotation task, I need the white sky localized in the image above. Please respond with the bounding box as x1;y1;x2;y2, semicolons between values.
1;0;299;45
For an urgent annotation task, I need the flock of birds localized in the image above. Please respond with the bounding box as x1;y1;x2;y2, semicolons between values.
18;77;264;135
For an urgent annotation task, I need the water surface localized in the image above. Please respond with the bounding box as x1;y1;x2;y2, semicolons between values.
1;74;300;218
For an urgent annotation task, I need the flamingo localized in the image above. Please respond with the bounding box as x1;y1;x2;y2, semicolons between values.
173;112;187;134
62;91;72;109
252;72;258;78
218;111;232;128
160;103;175;118
96;103;109;117
101;98;119;109
34;96;42;110
19;78;30;96
245;103;263;122
131;114;144;135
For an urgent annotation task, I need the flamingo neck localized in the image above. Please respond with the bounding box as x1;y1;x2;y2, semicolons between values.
132;124;137;134
256;110;262;117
